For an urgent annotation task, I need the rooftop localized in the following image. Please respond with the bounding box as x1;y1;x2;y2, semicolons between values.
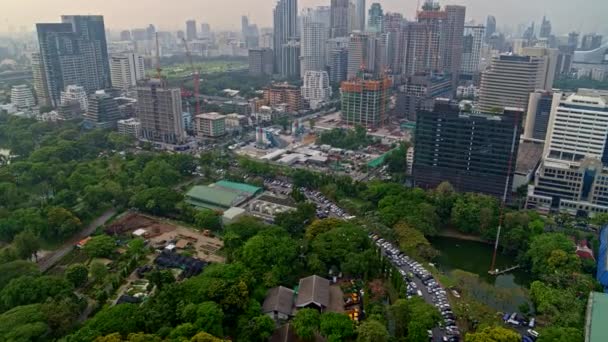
295;275;330;309
196;112;226;120
263;286;295;316
585;292;608;342
515;141;544;175
214;180;262;195
185;185;243;210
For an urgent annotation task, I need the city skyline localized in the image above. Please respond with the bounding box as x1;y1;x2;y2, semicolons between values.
1;0;606;35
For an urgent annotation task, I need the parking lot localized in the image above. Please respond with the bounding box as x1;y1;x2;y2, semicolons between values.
371;234;460;342
263;179;353;220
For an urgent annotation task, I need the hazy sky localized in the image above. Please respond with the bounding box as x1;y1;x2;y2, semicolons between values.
1;0;606;35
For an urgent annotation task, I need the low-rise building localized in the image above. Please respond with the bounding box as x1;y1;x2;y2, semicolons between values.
195;112;227;138
247;192;297;222
117;118;142;139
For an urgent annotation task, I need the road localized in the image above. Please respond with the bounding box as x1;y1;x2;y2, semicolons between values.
38;209;117;272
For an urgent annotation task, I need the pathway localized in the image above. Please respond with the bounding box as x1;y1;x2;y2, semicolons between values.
38;209;117;272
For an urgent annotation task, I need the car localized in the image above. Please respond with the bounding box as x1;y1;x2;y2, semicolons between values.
417;290;423;297
528;318;536;328
527;329;539;338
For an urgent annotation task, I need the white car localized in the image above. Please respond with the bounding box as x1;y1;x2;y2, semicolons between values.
527;329;539;338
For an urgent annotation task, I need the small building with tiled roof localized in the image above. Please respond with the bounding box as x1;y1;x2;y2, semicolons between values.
295;275;330;311
263;286;295;321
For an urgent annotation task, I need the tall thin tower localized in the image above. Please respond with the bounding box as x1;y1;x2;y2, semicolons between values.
273;0;298;73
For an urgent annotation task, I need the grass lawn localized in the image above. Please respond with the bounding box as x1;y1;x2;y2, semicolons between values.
149;60;248;79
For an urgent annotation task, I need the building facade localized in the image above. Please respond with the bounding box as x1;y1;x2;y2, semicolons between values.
36;15;111;106
273;0;298;73
264;83;304;113
329;48;348;84
413;99;523;199
300;9;329;77
31;52;50;107
10;85;36;110
248;48;274;76
195;112;227;138
60;85;89;111
280;39;301;79
136;79;185;144
527;91;608;217
330;0;349;38
523;90;558;142
301;71;332;110
84;90;120;129
117;118;142;139
477;54;548;113
186;20;197;41
460;25;485;79
367;3;384;34
110;53;145;92
340;77;391;128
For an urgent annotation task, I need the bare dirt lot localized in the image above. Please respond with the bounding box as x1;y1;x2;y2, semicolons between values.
108;212;225;263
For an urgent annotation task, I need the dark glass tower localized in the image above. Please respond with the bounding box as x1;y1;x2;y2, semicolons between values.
413;100;522;199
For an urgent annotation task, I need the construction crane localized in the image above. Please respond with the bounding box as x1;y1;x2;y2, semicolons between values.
181;38;201;116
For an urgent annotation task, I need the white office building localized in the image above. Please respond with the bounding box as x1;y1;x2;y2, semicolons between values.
461;25;485;77
117;118;142;139
110;53;146;92
301;71;332;110
10;85;35;110
300;8;329;78
527;90;608;217
60;85;89;111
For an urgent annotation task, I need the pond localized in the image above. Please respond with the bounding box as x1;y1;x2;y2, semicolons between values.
430;236;532;312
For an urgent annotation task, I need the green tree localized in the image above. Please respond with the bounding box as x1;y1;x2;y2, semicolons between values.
195;209;222;231
526;233;578;276
0;260;40;289
65;263;88;287
319;312;355;342
130;187;183;216
45;206;82;240
83;235;116;258
138;159;181;187
293;308;321;341
240;228;299;287
89;261;108;283
274;202;317;236
0;304;48;341
11;230;40;260
465;326;521;342
537;327;583;342
356;319;389;342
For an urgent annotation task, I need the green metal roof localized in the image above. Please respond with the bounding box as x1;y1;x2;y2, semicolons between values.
185;185;241;210
585;292;608;342
215;180;262;195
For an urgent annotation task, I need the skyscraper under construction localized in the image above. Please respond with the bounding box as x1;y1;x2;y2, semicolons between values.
340;77;391;128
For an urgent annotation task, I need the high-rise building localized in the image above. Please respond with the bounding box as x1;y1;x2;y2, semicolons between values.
396;73;452;121
460;25;485;79
522;46;558;90
477;54;552;113
195;112;227;138
444;5;466;82
60;85;89;111
120;30;132;41
301;71;332;110
84;90;120;129
340;77;391;128
354;0;366;32
539;16;552;38
200;23;211;39
36;15;111;106
136;79;185;144
527;91;608;217
330;0;349;38
10;85;35;110
581;33;603;51
110;53;145;92
300;8;329;77
400;2;465;80
273;0;298;74
367;3;384;33
186;20;197;41
568;32;580;49
485;15;496;41
347;32;374;80
383;12;404;74
413;99;522;199
329;48;348;84
117;118;142;139
523;90;558;142
281;39;301;79
249;48;274;76
31;52;50;107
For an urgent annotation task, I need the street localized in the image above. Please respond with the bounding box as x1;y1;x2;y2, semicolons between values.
38;209;117;272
